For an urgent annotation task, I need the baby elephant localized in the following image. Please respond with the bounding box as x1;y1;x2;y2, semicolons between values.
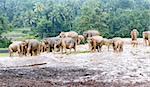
77;35;85;44
112;37;124;53
54;37;76;53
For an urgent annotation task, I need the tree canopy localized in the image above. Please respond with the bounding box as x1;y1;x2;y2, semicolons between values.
1;0;150;39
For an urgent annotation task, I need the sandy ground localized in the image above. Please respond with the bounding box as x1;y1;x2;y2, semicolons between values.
0;38;150;87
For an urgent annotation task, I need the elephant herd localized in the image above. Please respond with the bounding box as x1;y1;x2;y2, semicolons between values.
8;29;150;57
9;31;84;57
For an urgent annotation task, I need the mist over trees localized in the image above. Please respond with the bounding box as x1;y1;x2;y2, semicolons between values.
1;0;150;38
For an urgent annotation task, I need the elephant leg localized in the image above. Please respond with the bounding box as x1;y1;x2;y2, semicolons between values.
64;46;67;53
51;48;54;53
74;44;76;52
74;47;76;52
27;47;31;56
120;45;123;52
50;46;53;52
78;39;81;45
121;45;123;52
31;51;34;56
89;43;92;51
108;45;110;51
17;46;21;57
116;45;119;53
24;48;27;56
61;46;63;53
93;40;96;52
35;49;38;56
10;53;12;57
69;48;71;54
74;42;77;52
46;47;49;53
118;45;121;52
9;52;11;57
115;46;118;53
54;44;57;52
148;39;150;46
9;50;12;57
38;46;41;54
96;45;99;52
100;45;103;52
136;43;138;47
48;45;50;52
113;43;116;52
144;39;148;46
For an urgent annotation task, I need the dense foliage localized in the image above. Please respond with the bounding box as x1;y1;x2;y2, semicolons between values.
1;0;150;39
0;36;12;48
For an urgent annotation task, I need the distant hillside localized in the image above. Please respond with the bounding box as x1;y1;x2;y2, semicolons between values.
2;28;31;41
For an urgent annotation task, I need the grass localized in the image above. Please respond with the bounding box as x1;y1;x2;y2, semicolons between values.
2;27;31;41
0;53;9;57
0;48;8;50
0;48;9;57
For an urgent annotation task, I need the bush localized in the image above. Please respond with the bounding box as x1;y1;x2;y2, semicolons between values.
0;36;12;48
22;30;29;34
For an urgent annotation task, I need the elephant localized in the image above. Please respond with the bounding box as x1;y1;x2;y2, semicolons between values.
39;41;47;53
83;30;100;40
98;38;113;51
131;29;139;41
131;40;138;47
59;31;78;44
54;37;76;53
8;41;26;57
23;39;40;56
143;31;150;46
77;35;85;44
59;31;78;38
43;37;61;52
87;36;103;52
112;37;124;53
